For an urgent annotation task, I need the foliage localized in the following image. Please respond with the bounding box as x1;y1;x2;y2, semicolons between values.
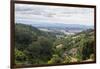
48;55;63;64
15;23;95;65
15;49;26;64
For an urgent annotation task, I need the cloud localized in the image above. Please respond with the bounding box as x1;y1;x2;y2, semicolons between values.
15;4;94;26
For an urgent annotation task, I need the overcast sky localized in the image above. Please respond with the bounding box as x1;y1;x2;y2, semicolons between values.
15;4;94;26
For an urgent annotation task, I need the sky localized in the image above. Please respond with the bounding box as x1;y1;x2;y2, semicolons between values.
15;4;94;26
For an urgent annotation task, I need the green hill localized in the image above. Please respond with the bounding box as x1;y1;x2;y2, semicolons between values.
15;23;95;65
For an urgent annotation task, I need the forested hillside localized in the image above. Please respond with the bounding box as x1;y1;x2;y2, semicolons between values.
15;23;95;65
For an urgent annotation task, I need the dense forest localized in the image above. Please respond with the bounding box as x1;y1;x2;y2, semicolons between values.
15;23;95;65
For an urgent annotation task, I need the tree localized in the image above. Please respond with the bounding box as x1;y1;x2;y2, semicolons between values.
15;49;26;64
82;39;94;60
15;24;38;51
24;36;53;64
38;36;53;61
48;54;63;64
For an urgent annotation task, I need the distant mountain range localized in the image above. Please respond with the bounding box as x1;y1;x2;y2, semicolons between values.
31;22;94;30
16;22;94;35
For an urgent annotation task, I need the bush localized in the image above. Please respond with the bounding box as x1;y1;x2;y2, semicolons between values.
48;54;63;64
15;49;26;64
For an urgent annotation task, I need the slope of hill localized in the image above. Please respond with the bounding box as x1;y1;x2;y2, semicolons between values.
15;23;95;65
